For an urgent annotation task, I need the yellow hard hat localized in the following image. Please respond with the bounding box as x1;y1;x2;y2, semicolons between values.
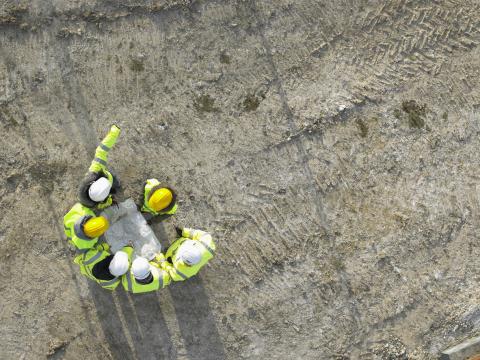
84;216;109;238
148;188;173;211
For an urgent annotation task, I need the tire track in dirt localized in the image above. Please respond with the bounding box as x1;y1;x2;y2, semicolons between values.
0;31;107;356
47;27;99;156
247;0;327;229
25;14;140;357
351;0;480;102
21;120;105;356
252;0;479;128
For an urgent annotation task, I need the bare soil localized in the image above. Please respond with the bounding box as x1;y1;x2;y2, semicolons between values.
1;1;479;359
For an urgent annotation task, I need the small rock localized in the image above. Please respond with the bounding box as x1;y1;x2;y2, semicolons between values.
433;270;443;280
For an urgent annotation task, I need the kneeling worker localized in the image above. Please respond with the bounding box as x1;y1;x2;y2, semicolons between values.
64;203;110;251
74;244;133;290
161;227;215;282
141;179;178;218
122;257;171;294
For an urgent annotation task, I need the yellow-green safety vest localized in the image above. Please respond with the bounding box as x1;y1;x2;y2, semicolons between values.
81;125;120;210
122;263;171;293
141;178;178;216
74;244;133;290
63;203;99;250
164;229;215;282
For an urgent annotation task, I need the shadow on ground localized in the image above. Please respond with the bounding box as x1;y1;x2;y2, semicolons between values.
89;221;225;360
169;277;226;360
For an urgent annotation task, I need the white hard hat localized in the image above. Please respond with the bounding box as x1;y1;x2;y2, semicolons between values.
88;177;112;202
176;240;202;265
109;251;129;277
132;257;151;280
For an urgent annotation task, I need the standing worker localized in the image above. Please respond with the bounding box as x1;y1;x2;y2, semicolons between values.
64;203;110;251
122;257;171;293
74;243;133;290
160;227;215;282
79;125;121;210
141;179;178;218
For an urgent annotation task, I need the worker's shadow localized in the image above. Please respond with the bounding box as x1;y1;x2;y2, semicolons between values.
90;221;225;360
89;220;175;360
89;280;176;360
168;276;226;360
151;219;227;360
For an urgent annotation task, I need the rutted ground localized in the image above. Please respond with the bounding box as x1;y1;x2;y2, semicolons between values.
0;0;479;359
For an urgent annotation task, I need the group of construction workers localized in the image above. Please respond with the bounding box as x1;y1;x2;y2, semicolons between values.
63;125;215;293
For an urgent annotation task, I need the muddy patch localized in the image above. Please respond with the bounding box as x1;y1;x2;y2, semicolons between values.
401;100;427;129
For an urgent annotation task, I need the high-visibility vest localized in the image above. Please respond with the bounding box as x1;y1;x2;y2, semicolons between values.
141;178;178;216
73;244;121;290
122;264;171;293
79;125;120;210
63;203;99;250
164;229;215;282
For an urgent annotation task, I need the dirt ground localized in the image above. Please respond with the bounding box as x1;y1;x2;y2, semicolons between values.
0;0;479;359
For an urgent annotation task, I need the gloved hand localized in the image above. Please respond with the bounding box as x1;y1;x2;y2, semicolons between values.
154;253;166;263
111;124;121;133
175;226;183;237
160;258;174;270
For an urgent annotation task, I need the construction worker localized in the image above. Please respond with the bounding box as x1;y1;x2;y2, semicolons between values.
64;203;110;251
122;257;171;293
74;243;133;290
141;179;177;218
160;227;215;282
79;125;121;210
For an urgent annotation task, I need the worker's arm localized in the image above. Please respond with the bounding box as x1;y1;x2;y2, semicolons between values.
150;260;173;287
101;203;129;224
181;227;216;256
154;253;186;282
88;125;121;173
160;269;172;288
182;228;213;243
152;252;167;266
160;261;187;282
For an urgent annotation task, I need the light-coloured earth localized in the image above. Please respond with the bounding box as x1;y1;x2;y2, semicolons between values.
0;0;479;359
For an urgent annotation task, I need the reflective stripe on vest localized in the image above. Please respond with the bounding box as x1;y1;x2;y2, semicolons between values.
175;268;188;280
74;216;92;240
126;272;133;292
100;277;119;287
99;143;110;152
83;251;103;265
94;157;107;166
198;239;215;256
84;263;94;278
